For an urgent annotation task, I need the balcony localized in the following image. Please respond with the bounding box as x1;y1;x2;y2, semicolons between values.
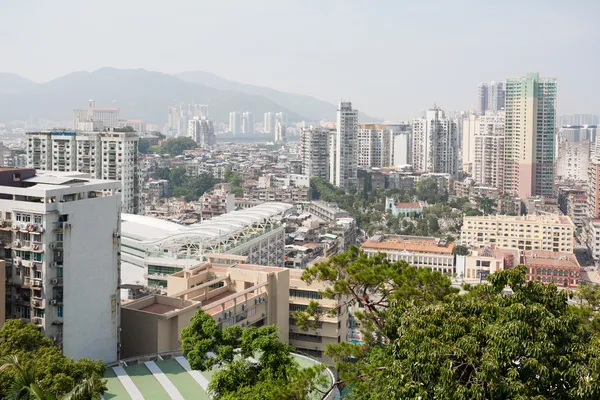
31;317;43;326
31;298;44;308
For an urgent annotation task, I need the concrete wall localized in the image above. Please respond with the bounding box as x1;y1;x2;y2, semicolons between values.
120;308;158;359
60;194;120;363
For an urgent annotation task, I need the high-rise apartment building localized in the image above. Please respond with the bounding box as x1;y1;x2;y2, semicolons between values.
556;141;590;183
503;73;557;198
461;111;505;186
387;123;412;166
118;120;146;134
0;168;121;362
473;131;504;189
229;111;241;135
329;102;358;190
242;112;254;134
188;117;216;148
412;106;459;176
300;126;330;180
477;81;505;114
73;100;120;131
357;124;391;168
188;104;209;119
167;104;187;137
274;121;286;144
27;130;141;214
276;112;288;128
264;112;276;134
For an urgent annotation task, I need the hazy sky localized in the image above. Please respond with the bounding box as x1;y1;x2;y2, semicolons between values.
1;0;598;120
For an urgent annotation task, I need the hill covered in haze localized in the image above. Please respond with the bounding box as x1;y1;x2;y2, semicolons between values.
175;70;379;122
0;68;307;125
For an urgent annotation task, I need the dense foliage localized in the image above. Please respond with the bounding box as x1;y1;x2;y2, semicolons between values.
297;247;600;399
180;311;327;400
0;320;106;398
223;168;244;198
160;137;198;156
153;167;219;202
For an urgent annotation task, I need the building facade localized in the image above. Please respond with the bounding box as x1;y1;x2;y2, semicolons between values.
27;130;141;214
188;117;215;147
461;214;575;253
503;73;557;198
357;124;391;168
73;100;120;130
242;112;254;134
0;169;121;362
477;81;505;114
555;140;590;183
330;102;358;190
361;235;455;275
300;126;330;181
229;111;241;135
412;106;459;176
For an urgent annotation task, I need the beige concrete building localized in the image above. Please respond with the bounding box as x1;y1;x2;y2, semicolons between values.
121;255;348;365
457;247;518;281
461;215;575;253
361;235;455;275
289;269;349;364
121;256;289;359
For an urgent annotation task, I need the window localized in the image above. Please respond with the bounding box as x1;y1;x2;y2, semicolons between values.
33;215;42;224
289;289;322;300
148;265;182;276
34;308;44;318
209;281;225;290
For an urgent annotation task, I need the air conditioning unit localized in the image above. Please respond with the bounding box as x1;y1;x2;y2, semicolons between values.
241;304;246;311
63;223;71;228
51;278;59;284
49;300;57;305
49;243;56;249
49;262;56;268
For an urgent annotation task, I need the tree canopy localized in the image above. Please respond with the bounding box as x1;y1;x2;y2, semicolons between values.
0;320;106;398
296;248;600;399
160;137;197;156
180;311;328;400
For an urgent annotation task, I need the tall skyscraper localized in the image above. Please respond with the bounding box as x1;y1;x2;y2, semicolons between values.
503;73;557;198
167;104;187;137
357;124;391;168
473;129;505;189
27;130;141;214
274;121;286;144
300;126;331;180
462;111;505;175
387;123;412;166
229;111;241;135
276;112;288;128
242;112;254;134
0;168;120;362
412;106;459;176
188;104;209;119
188;117;216;147
73;99;120;130
264;112;276;134
477;81;505;114
329;102;358;190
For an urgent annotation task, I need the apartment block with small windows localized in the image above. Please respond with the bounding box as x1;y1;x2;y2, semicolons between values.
289;270;349;364
0;168;121;363
461;215;575;253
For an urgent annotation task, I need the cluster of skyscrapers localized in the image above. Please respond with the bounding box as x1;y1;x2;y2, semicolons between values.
228;111;254;135
167;103;215;146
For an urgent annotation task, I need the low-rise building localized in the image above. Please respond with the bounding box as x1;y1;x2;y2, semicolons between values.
461;215;575;253
524;250;582;288
306;201;350;223
384;199;424;217
361;235;455;275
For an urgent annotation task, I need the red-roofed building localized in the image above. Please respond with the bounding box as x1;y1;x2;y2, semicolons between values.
385;197;424;216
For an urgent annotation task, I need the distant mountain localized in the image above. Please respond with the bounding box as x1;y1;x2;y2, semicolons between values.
0;73;37;94
0;68;307;124
175;70;380;122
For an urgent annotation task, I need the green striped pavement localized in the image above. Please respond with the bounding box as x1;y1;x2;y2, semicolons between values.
103;367;132;400
157;359;209;400
124;364;170;400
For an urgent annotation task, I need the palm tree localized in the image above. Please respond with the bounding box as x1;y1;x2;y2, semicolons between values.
0;356;97;400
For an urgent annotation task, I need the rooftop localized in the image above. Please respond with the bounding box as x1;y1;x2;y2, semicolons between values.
362;235;455;254
523;250;581;269
394;202;422;209
463;214;574;226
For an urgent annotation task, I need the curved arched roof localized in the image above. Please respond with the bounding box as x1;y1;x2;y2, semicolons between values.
122;202;294;247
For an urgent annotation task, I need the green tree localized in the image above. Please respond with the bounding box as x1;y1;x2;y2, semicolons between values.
0;320;106;398
181;311;327;400
575;284;600;309
328;267;600;399
298;247;457;341
169;167;187;187
476;196;495;215
452;244;470;256
160;137;197;156
0;355;98;400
